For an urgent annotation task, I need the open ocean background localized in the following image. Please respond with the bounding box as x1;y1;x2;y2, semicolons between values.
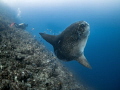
2;0;120;90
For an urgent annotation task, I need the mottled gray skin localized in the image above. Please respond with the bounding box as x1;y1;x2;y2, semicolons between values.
40;21;92;69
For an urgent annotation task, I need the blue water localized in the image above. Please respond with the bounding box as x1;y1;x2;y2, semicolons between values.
4;0;120;90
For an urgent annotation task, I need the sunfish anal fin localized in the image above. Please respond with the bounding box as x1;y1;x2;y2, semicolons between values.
76;54;92;69
39;33;56;46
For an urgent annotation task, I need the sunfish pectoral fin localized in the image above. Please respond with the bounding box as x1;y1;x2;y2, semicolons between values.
39;33;56;46
76;54;92;69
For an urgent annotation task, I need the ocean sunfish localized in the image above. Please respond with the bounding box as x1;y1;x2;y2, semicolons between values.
39;21;92;69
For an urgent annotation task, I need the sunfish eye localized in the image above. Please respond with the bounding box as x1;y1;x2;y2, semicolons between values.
80;24;85;27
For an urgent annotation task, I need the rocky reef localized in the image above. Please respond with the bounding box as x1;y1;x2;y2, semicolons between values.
0;1;89;90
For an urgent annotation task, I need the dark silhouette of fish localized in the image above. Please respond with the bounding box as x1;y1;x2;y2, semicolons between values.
39;21;92;69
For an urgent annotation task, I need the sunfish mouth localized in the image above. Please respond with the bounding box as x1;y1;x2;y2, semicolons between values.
85;21;89;26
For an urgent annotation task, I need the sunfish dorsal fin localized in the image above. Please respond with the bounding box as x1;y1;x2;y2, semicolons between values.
39;33;56;46
76;54;92;69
